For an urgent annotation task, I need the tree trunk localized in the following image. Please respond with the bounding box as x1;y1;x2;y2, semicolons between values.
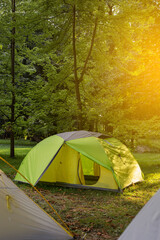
10;0;16;157
72;4;83;130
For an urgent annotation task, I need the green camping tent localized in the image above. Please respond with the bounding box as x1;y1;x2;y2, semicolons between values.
15;131;143;192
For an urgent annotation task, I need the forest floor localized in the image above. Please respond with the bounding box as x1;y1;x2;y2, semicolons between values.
0;139;160;239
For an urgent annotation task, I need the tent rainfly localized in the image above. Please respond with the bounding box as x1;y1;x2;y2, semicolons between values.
118;189;160;240
0;170;73;240
15;131;143;192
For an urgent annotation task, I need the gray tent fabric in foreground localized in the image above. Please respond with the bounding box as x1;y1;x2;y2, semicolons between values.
118;189;160;240
15;130;143;192
0;170;73;240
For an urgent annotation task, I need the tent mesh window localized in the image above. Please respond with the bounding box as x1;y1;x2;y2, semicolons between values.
80;154;100;185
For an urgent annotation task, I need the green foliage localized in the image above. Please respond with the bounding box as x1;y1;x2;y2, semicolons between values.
0;0;159;142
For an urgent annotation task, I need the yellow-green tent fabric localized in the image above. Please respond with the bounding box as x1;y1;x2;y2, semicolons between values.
15;131;143;192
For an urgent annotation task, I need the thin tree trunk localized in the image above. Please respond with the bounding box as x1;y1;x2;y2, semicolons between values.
72;4;98;130
72;4;83;129
79;17;98;83
10;0;16;157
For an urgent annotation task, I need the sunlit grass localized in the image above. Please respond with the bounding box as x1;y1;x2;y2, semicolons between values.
0;139;36;146
0;146;32;156
0;140;34;174
136;138;160;152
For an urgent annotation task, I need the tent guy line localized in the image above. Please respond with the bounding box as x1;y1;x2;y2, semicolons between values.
0;168;73;240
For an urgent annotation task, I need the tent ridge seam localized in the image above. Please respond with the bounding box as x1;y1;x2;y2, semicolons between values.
35;142;64;185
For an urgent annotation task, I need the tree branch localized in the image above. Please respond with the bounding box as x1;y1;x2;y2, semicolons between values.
79;17;98;83
0;109;10;120
107;3;114;15
63;0;73;8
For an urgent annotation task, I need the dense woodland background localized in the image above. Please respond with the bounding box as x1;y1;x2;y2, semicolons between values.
0;0;160;156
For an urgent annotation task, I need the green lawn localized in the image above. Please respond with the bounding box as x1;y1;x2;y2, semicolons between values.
0;140;160;239
0;140;34;174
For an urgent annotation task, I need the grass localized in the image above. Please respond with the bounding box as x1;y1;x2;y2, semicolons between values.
136;138;160;152
0;139;34;174
0;140;160;239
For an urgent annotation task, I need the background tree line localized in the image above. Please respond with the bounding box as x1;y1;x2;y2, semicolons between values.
0;0;160;156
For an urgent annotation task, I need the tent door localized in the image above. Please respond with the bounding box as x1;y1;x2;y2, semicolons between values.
80;154;100;185
77;157;85;185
